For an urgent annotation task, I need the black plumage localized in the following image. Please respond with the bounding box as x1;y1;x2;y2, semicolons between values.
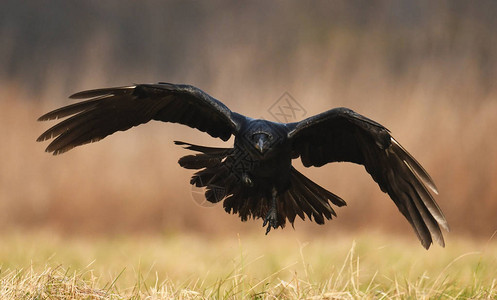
37;83;449;249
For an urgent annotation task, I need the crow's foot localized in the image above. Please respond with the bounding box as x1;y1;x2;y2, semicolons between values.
263;207;278;234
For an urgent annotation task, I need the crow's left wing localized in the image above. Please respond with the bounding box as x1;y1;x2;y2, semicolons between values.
287;107;448;249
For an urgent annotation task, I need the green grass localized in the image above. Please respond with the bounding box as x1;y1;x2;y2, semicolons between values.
0;231;495;299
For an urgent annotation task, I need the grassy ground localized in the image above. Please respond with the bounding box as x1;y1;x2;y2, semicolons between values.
0;231;495;299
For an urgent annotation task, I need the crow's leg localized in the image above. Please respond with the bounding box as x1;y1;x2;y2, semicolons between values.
263;187;278;234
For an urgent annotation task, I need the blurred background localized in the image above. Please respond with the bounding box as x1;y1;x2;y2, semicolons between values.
1;0;496;241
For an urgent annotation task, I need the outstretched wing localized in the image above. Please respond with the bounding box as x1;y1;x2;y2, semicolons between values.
287;107;448;249
37;83;245;154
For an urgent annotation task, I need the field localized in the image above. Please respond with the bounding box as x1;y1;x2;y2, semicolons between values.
0;231;496;299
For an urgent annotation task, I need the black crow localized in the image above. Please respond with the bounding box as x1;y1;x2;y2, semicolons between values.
37;83;448;249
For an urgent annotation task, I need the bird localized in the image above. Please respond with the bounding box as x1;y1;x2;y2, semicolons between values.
37;82;449;249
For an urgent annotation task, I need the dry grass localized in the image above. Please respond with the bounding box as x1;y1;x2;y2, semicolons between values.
0;231;496;299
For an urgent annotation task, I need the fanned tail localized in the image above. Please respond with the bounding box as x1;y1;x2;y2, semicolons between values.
176;141;347;230
225;167;347;229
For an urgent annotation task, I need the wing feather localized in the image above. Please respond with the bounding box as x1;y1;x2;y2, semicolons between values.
288;107;448;249
37;83;244;154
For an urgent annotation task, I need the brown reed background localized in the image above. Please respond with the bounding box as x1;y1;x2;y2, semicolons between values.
1;1;496;240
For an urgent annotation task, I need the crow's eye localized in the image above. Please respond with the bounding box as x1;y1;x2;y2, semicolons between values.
252;133;271;142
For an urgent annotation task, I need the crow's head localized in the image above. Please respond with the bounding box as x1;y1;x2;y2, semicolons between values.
239;120;288;158
251;131;272;154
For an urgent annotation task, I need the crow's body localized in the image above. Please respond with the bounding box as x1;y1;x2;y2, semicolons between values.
38;83;449;249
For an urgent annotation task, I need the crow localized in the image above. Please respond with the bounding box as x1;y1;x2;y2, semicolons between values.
37;83;449;249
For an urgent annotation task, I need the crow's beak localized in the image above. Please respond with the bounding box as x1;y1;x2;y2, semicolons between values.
255;138;265;153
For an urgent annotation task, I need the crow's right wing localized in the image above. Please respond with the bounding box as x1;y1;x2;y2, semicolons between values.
38;83;246;154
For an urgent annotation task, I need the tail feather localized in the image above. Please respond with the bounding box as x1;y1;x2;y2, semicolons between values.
176;141;231;170
290;179;326;224
291;170;335;219
174;141;230;155
283;167;346;226
176;141;347;230
281;193;298;225
288;188;316;221
291;168;346;207
176;141;233;204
